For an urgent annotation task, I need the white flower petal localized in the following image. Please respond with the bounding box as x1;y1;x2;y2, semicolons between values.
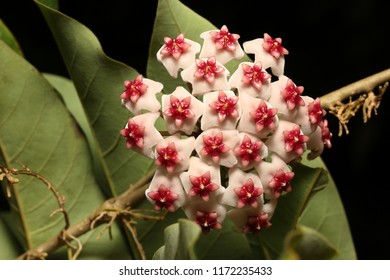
237;94;278;138
201;90;242;131
265;120;307;163
243;38;286;77
195;128;239;167
180;58;230;96
162;86;204;135
268;75;298;121
306;126;324;160
122;78;163;115
145;169;186;211
155;134;195;173
291;96;318;136
220;167;264;208
123;112;163;158
199;30;244;65
255;153;291;199
229;62;271;100
156;38;201;78
180;156;222;199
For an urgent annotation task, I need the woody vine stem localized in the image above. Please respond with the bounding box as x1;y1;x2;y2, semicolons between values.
0;68;388;260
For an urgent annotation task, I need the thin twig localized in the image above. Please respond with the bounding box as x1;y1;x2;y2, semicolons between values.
320;69;389;136
16;168;157;260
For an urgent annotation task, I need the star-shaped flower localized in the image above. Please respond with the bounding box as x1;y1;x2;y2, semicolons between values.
162;86;204;135
182;199;227;234
145;169;186;212
265;120;309;163
306;119;332;160
221;167;264;209
120;112;163;158
234;133;268;170
180;56;230;96
154;134;195;173
157;34;201;78
227;206;273;234
243;33;289;77
292;96;326;136
199;25;244;65
180;156;222;202
201;90;241;130
237;94;278;138
229;62;272;100
268;75;304;121
120;75;163;115
255;153;295;199
195;128;239;167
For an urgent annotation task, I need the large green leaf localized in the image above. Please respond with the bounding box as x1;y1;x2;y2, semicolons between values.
35;0;154;197
153;219;201;260
280;225;338;260
299;157;357;259
0;217;21;259
0;41;130;259
147;0;251;93
249;157;356;260
0;19;23;56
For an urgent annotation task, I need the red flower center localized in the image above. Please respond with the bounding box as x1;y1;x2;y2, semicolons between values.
283;125;309;155
147;184;179;212
120;119;145;149
195;211;221;234
163;95;195;127
268;169;295;198
241;62;271;90
194;57;224;84
321;120;332;149
188;171;219;201
209;91;239;122
244;213;272;233
200;132;230;163
160;33;191;60
120;75;148;103
262;33;289;59
234;135;264;167
281;79;305;110
308;98;326;126
249;100;278;132
234;178;263;208
155;142;182;173
210;25;239;51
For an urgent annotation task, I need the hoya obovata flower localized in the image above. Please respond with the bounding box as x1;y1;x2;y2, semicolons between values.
119;25;332;234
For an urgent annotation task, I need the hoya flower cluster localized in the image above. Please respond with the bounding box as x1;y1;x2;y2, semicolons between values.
119;25;332;234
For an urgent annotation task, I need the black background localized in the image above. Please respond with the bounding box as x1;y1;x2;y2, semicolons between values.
1;0;389;259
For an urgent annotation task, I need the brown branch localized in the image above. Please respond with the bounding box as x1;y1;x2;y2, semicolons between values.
1;163;83;259
16;168;157;260
320;69;389;136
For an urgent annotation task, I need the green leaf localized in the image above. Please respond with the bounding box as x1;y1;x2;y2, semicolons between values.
42;73;110;195
35;0;154;197
280;225;338;260
151;217;254;260
0;41;130;259
194;218;254;260
152;218;201;260
0;216;21;259
299;157;357;259
248;156;356;260
0;19;23;56
147;0;251;93
252;160;328;259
